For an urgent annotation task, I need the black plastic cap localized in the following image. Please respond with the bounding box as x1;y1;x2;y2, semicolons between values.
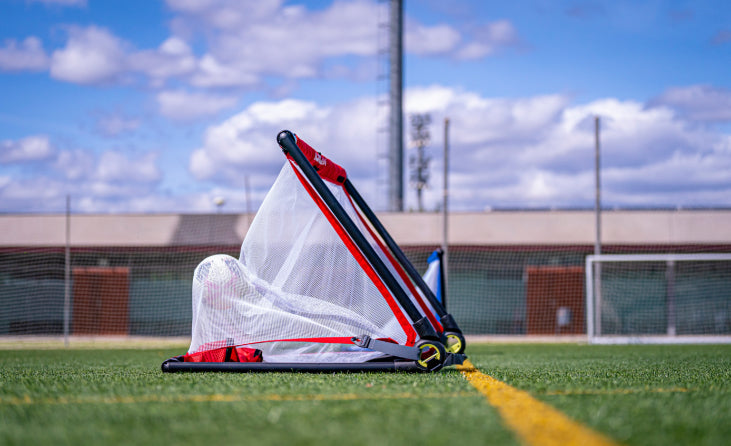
277;130;294;152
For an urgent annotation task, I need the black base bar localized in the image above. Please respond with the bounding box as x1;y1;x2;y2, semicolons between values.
162;359;422;373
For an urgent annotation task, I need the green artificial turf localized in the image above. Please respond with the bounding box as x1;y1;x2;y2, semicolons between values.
0;344;729;445
470;343;731;446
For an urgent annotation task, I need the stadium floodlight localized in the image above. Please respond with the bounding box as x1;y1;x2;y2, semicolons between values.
586;253;731;344
162;131;466;373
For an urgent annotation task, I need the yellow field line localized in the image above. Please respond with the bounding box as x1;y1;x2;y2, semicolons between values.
457;359;619;446
0;391;478;406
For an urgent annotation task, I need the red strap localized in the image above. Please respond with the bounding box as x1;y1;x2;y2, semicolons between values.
235;346;263;363
288;159;417;346
294;135;347;185
184;346;263;363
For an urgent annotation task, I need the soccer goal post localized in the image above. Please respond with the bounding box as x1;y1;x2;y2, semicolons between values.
586;254;731;344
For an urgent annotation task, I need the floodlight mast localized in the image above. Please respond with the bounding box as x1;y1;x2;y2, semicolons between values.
388;0;404;212
277;130;439;342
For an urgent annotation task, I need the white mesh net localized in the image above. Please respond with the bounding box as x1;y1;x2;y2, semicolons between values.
189;162;409;362
346;197;442;330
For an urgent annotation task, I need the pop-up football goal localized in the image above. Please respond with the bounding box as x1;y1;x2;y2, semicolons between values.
162;131;465;373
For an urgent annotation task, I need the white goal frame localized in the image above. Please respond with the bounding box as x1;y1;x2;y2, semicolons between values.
586;253;731;344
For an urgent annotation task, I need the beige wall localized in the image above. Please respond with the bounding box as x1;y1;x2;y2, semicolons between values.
381;210;731;245
2;210;730;247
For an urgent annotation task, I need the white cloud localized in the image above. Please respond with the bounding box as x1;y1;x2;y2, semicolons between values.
26;1;522;99
452;168;595;208
0;135;55;163
127;37;197;87
455;20;522;60
650;85;731;122
49;26;195;88
94;113;141;137
0;175;162;213
189;54;259;88
0;177;63;207
176;0;381;87
49;26;200;88
394;85;731;210
405;22;461;56
156;89;239;120
0;134;163;212
95;151;161;183
166;0;521;83
0;37;49;71
53;149;95;180
181;87;731;212
167;0;283;30
168;0;512;89
187;95;388;200
3;72;730;213
50;26;128;84
188;98;329;181
405;86;569;148
602;147;731;207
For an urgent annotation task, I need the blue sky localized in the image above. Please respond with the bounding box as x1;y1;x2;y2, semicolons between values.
1;0;730;213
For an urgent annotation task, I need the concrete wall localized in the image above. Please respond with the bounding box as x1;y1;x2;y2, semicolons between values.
2;210;731;247
382;210;731;245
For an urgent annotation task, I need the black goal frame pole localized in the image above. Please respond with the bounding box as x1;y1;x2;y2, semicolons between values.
343;180;462;335
276;130;439;341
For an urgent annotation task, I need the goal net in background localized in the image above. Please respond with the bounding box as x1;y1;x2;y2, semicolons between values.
2;213;731;344
414;246;590;337
1;239;596;342
586;254;731;344
0;214;246;342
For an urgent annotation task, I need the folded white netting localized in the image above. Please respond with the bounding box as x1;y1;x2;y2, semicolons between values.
189;162;409;362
